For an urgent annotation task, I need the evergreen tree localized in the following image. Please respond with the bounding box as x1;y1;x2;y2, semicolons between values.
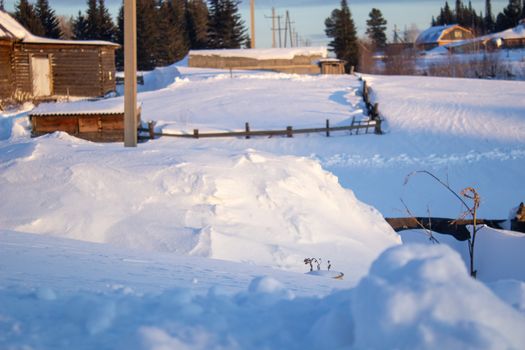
325;0;359;72
0;0;5;11
97;0;116;41
496;0;522;31
35;0;62;38
365;8;387;49
85;0;100;39
440;1;454;25
484;0;495;33
14;0;45;35
434;0;484;32
170;0;189;58
186;0;209;49
116;5;124;69
117;0;158;70
455;0;464;23
72;11;89;40
155;0;189;66
208;0;247;48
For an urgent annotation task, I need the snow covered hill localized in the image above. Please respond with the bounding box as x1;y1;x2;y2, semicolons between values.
1;62;525;349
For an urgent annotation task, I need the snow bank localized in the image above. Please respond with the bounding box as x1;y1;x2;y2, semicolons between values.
352;244;525;349
189;47;328;60
400;226;525;283
0;136;399;282
2;239;524;350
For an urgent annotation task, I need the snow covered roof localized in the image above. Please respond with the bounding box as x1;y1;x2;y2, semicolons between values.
30;99;140;116
0;10;118;47
416;24;469;44
189;47;328;60
491;24;525;40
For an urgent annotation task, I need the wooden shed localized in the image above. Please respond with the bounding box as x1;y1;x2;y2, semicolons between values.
0;10;119;103
29;99;141;142
416;25;474;51
318;59;346;74
189;47;327;74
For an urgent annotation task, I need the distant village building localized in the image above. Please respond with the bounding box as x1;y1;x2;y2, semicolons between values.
318;59;346;75
447;21;525;54
416;25;474;51
0;10;119;103
188;48;328;74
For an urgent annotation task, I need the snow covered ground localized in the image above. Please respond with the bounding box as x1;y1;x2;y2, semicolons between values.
1;62;525;348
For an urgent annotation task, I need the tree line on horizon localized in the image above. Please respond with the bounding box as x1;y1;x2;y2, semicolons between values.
432;0;525;35
5;0;249;71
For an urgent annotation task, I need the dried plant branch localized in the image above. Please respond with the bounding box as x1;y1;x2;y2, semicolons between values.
400;198;440;244
404;171;482;278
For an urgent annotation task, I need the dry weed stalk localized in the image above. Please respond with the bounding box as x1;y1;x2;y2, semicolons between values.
404;170;482;278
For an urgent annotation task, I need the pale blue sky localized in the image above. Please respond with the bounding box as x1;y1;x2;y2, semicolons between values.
3;0;509;47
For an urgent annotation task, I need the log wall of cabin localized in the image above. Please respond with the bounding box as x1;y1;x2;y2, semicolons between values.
441;29;473;42
11;44;117;98
0;41;13;100
99;47;117;95
188;54;324;74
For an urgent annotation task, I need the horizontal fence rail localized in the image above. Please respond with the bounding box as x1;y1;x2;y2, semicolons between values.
386;217;525;241
139;118;382;140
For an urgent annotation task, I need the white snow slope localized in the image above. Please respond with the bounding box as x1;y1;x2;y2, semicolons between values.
1;63;525;349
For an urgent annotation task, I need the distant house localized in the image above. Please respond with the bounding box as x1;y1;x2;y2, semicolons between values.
0;10;119;102
188;47;328;74
447;21;525;53
416;25;474;51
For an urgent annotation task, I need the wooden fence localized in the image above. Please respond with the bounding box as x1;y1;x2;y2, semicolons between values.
386;217;525;241
138;75;384;141
139;117;382;140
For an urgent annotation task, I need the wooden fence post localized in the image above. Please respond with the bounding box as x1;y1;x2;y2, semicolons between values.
372;103;379;120
375;118;382;135
245;122;251;139
148;121;155;140
326;119;330;137
193;129;199;139
286;126;293;138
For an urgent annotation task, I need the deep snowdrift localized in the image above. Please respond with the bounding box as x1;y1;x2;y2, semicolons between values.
1;231;524;350
0;133;399;282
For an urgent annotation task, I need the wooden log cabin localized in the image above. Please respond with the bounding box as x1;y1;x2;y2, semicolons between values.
416;25;474;51
0;10;119;103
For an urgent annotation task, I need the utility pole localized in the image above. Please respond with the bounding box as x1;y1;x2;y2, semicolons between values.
277;14;282;48
265;7;286;48
265;7;277;48
124;0;137;147
284;11;288;48
283;11;295;48
271;7;276;48
287;11;294;48
250;0;255;48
